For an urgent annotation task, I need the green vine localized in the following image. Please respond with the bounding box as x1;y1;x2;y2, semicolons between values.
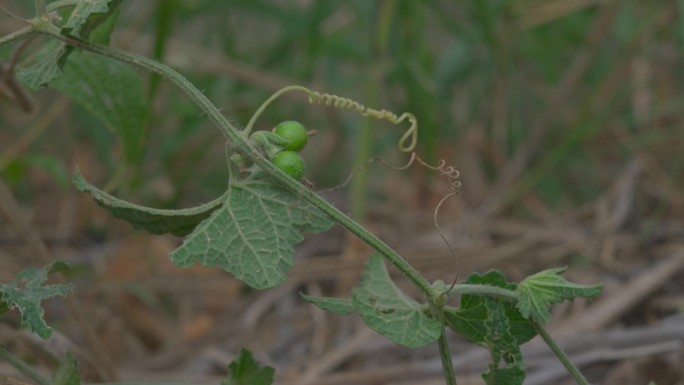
0;5;603;384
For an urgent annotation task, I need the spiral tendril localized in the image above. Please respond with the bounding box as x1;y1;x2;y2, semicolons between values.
306;91;417;153
317;152;461;293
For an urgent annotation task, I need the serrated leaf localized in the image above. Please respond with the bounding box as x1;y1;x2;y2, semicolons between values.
516;267;603;324
444;270;536;345
73;168;222;236
222;348;274;385
0;262;72;340
17;1;121;89
170;179;333;289
62;0;122;38
351;254;441;348
53;52;148;162
300;294;352;314
52;353;80;385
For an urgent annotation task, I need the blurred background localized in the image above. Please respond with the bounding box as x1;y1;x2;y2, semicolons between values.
1;1;684;384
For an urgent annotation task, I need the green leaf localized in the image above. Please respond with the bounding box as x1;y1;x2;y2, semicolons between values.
16;0;121;89
444;270;536;345
62;0;122;39
516;267;603;324
222;348;274;385
16;41;68;90
53;52;148;162
443;271;533;384
351;254;441;348
73;168;222;236
0;262;72;340
170;178;333;289
300;294;352;314
481;298;526;385
52;353;81;385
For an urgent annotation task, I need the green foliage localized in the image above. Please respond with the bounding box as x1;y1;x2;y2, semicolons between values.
516;267;603;324
52;353;81;385
61;0;122;39
52;52;148;162
304;254;442;348
222;349;274;385
300;295;352;315
170;177;332;289
444;271;533;385
444;271;536;345
73;168;223;236
0;262;72;340
75;168;332;289
17;0;121;89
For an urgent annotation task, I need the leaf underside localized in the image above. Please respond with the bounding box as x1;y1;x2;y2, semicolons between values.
73;168;221;236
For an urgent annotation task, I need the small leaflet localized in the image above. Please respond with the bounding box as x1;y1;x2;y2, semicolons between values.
0;262;72;340
516;267;603;325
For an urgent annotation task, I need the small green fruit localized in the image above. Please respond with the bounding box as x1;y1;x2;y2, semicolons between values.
274;121;308;152
272;151;305;180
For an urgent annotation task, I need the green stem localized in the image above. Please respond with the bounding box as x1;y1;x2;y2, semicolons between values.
0;346;51;385
534;322;591;385
437;328;457;385
34;0;47;18
0;26;35;48
33;31;437;299
446;284;519;300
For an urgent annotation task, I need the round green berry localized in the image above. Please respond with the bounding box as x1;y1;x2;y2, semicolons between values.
274;121;308;152
272;151;305;180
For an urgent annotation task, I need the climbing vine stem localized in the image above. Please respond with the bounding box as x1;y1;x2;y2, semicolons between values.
28;30;436;300
534;322;591;385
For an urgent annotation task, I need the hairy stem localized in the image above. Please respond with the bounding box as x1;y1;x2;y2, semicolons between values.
34;0;47;18
446;284;519;300
534;322;591;385
0;27;35;48
437;328;457;385
0;346;51;385
33;31;437;298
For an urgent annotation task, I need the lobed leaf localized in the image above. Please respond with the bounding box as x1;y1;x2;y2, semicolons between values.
17;0;121;89
0;262;72;340
443;271;536;384
62;0;122;39
170;178;333;289
73;168;223;237
222;348;274;385
444;270;536;345
350;254;442;348
516;267;603;324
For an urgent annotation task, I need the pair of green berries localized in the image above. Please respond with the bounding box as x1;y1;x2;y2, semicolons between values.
270;121;308;180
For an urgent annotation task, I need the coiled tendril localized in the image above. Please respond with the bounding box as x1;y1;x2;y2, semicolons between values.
306;91;417;153
242;86;417;153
